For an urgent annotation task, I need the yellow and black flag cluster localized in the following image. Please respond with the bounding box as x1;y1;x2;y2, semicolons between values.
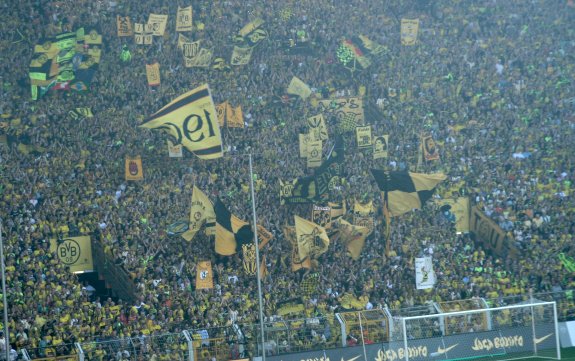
140;84;223;159
214;198;253;256
371;170;446;217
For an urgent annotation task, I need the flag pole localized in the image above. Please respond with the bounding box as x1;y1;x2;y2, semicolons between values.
248;154;266;361
0;222;10;361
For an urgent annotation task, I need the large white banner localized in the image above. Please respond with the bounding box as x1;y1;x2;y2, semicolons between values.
415;257;436;289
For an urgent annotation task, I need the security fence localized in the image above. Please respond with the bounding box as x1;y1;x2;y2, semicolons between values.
18;290;574;360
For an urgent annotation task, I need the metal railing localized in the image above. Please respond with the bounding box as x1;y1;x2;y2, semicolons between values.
20;290;574;360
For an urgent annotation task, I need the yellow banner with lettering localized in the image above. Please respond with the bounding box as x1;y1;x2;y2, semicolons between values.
401;18;419;46
117;16;133;37
147;14;168;36
355;125;372;148
176;6;193;32
195;261;214;289
146;62;161;86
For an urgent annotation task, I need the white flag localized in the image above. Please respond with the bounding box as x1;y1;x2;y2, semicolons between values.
415;257;436;289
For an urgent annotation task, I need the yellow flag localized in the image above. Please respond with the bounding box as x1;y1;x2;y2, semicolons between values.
287;76;312;99
259;254;267;280
182;186;216;241
337;219;370;260
355;125;372;148
216;101;227;127
167;140;183;158
257;225;273;249
147;14;168;36
284;226;311;272
135;23;153;45
182;41;201;67
373;135;389;159
140;84;223;159
294;215;330;262
178;33;192;50
176;6;193;32
125;156;144;181
299;133;311;158
422;135;440;161
231;46;253;66
117;16;133;37
226;103;244;128
307;114;328;141
306;140;322;168
401;19;419;46
49;236;94;273
195;261;214;289
146;62;161;86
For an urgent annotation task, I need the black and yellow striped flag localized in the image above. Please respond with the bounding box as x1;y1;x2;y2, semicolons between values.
140;84;223;159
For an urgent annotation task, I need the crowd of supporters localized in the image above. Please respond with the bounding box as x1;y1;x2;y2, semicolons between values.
0;0;574;358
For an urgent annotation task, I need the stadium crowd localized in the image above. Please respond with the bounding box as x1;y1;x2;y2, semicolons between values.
0;0;574;358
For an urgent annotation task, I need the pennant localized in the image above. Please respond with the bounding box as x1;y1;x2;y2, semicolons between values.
236;18;268;47
176;6;193;32
140;84;223;159
125;156;144;181
215;199;253;255
226;104;244;128
337;218;370;260
294;215;330;261
146;62;161;86
257;225;273;249
307;114;328;141
306;140;322;168
287;76;312;99
355;125;372;148
181;186;215;241
167;140;183;158
147;14;168;36
195;261;214;289
415;257;435;289
231;46;253;66
371;170;447;217
259;254;267;280
373;135;389;159
353;200;375;233
401;19;420;46
422;135;440;161
284;226;311;271
117;16;133;37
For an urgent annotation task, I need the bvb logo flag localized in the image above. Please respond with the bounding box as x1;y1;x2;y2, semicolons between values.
140;84;223;159
147;14;168;36
146;62;161;86
125;156;144;181
307;114;328;141
117;16;133;37
167;140;183;158
181;185;216;241
182;41;201;68
401;19;420;46
373;135;389;159
242;243;257;275
294;215;330;262
355;125;372;148
312;205;332;228
176;6;193;32
195;261;214;289
306;140;322;168
50;236;93;273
